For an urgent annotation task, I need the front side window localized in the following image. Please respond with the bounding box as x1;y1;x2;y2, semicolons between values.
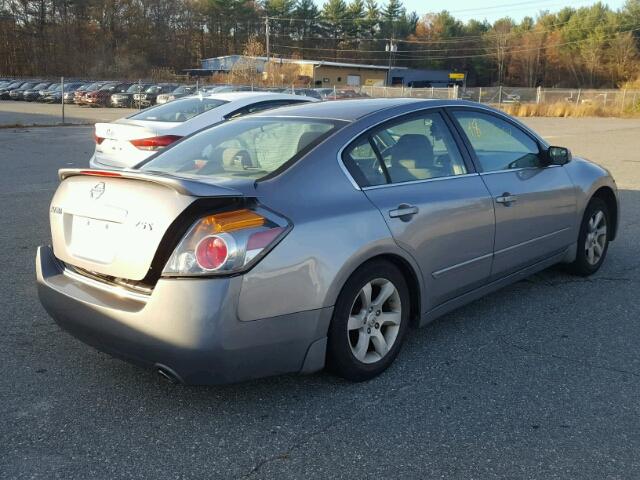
451;110;541;172
140;117;341;179
127;97;228;123
343;111;468;187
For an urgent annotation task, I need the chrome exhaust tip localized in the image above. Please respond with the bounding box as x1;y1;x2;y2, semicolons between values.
155;364;183;384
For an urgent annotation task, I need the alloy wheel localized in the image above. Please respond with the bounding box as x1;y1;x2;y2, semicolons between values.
585;210;607;265
347;278;402;364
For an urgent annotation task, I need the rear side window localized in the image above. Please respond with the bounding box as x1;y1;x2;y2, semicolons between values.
343;111;467;187
127;97;228;123
343;138;387;187
451;110;541;171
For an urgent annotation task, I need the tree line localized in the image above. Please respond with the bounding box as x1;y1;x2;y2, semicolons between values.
1;0;640;88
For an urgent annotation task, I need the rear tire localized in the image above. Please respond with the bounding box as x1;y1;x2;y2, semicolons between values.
567;197;610;276
327;260;410;382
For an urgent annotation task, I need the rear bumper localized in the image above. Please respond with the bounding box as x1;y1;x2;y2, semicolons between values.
36;246;331;384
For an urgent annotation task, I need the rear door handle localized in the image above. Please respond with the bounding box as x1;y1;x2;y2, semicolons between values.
389;204;419;219
495;193;517;205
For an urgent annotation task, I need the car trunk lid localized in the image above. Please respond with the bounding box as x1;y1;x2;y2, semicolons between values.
50;169;244;281
94;120;180;169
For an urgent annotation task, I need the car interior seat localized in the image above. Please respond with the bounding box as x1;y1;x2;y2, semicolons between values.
388;134;438;181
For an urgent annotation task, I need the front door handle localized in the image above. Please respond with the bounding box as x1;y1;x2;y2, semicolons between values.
389;204;419;220
495;193;517;205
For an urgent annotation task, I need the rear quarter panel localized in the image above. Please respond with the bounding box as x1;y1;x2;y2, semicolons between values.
236;118;423;322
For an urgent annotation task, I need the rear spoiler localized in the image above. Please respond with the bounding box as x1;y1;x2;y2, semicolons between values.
58;169;243;197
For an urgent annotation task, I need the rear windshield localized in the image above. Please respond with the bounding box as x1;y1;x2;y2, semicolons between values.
173;86;195;94
127;97;228;123
140;117;342;180
126;84;150;93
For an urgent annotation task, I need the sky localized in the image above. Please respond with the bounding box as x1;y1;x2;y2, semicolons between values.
379;0;628;23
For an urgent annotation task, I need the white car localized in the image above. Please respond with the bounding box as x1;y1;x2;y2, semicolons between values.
90;92;317;169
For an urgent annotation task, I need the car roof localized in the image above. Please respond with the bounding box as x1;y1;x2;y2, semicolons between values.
251;98;492;121
251;98;423;121
193;91;317;102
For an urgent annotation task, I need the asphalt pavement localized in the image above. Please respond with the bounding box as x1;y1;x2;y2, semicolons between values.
0;118;639;479
0;101;137;126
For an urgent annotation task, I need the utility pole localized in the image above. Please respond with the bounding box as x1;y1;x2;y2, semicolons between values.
60;76;65;124
265;16;270;83
385;40;397;87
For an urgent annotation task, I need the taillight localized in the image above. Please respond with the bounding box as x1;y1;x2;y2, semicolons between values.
195;235;229;270
129;135;182;151
78;169;122;177
94;132;105;144
162;208;290;276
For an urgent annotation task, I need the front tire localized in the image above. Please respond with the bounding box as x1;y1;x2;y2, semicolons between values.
567;197;610;276
327;260;410;381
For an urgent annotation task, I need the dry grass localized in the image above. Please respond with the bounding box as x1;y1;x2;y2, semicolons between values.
497;102;640;118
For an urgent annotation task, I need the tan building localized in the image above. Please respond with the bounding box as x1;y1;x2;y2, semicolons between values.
196;55;391;87
268;59;389;87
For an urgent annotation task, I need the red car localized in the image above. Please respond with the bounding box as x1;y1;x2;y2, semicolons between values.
84;82;132;107
74;82;105;105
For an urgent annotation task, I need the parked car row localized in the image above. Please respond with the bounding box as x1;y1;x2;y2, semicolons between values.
0;78;368;107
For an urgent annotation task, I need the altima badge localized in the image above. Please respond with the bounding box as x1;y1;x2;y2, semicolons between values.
90;182;105;200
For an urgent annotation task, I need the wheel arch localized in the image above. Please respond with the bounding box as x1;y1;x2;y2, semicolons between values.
591;186;618;241
329;251;423;328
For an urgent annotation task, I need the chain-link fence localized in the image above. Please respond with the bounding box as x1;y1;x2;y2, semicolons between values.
359;85;640;111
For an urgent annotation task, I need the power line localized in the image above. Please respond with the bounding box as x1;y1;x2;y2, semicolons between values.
264;9;619;46
445;0;573;13
270;26;640;62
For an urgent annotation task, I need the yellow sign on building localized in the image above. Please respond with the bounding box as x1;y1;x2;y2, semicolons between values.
449;73;465;80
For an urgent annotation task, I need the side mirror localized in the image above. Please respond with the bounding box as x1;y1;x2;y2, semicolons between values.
546;146;572;165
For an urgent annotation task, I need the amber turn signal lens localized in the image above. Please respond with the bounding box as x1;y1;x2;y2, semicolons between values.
197;209;265;234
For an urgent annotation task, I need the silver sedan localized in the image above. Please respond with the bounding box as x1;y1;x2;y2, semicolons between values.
36;99;619;384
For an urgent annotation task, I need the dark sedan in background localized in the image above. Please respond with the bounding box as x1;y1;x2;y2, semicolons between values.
22;82;53;101
155;85;197;104
41;82;86;103
133;83;179;107
9;81;40;100
110;83;154;107
0;80;27;99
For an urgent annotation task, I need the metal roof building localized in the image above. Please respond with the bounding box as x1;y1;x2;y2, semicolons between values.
188;56;464;88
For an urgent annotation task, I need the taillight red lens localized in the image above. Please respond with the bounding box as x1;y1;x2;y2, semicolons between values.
78;169;122;177
94;132;105;144
195;236;228;271
129;135;182;151
247;227;285;251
